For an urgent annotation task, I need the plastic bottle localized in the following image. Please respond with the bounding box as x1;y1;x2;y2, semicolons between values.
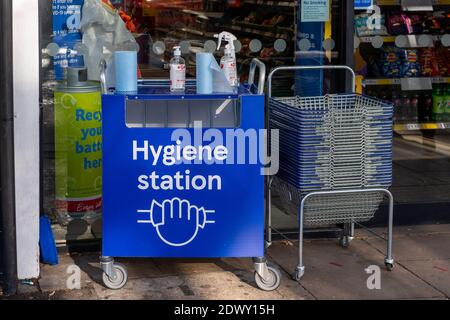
445;84;450;122
220;44;238;87
170;46;186;92
392;91;402;123
214;31;238;88
432;85;444;122
402;93;412;123
419;93;432;122
410;94;419;123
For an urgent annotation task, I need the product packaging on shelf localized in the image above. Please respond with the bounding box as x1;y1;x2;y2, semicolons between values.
382;47;402;78
419;48;440;77
355;13;389;37
400;49;421;78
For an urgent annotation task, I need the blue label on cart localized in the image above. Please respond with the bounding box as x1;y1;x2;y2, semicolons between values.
101;95;265;258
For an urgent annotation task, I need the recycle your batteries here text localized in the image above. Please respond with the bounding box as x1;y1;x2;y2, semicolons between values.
75;109;102;170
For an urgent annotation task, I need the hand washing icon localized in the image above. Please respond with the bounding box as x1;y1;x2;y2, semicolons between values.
137;198;215;247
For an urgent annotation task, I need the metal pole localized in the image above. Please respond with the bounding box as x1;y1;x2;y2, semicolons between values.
295;198;306;280
0;0;18;296
386;190;394;262
336;0;355;94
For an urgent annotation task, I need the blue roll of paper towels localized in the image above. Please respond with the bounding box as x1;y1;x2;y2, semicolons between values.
196;52;214;94
115;51;137;93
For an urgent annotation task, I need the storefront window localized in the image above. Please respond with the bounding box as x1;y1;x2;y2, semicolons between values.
40;0;303;240
40;1;450;242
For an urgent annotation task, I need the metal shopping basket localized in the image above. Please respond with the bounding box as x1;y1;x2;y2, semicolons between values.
266;65;395;281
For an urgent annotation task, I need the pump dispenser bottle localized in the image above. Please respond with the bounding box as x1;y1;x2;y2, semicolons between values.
170;46;186;92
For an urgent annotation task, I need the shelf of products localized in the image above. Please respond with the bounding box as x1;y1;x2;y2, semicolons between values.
394;122;450;130
364;77;450;85
358;34;446;46
374;0;450;6
181;9;224;20
242;0;296;8
356;1;450;129
152;0;295;87
228;25;294;40
355;10;450;40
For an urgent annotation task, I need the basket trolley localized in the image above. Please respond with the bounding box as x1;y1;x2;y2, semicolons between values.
266;65;395;281
99;59;282;291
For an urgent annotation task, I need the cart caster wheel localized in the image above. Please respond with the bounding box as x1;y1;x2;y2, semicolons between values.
102;263;128;290
254;265;281;291
293;266;305;281
339;236;350;248
385;262;394;271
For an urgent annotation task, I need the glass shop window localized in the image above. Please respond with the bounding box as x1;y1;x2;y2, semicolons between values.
40;0;297;240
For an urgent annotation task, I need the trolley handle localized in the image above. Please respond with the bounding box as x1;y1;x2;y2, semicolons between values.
99;59;108;95
267;65;356;98
248;58;266;95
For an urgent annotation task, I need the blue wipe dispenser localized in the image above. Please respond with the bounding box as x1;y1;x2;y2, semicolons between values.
114;51;138;93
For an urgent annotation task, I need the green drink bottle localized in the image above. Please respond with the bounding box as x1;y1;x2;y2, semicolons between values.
432;85;444;122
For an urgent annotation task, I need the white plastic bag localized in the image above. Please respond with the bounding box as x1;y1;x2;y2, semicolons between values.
80;0;137;88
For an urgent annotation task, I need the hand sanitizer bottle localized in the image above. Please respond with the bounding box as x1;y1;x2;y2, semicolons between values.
170;46;186;92
220;44;238;88
215;31;239;89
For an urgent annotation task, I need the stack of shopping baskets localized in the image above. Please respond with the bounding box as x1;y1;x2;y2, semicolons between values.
266;65;395;281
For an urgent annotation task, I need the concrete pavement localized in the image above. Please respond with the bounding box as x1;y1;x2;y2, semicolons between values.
4;223;450;300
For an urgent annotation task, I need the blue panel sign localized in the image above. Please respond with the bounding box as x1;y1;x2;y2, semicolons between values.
101;94;265;258
355;0;373;9
52;0;85;80
296;3;325;96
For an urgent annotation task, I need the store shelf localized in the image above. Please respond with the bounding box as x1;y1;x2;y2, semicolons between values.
358;34;445;47
394;122;450;130
236;55;292;64
242;0;297;8
155;27;215;39
364;77;450;86
375;0;450;5
181;9;224;20
228;25;294;40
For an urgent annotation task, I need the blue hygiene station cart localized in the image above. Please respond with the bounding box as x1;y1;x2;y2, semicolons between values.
99;59;281;291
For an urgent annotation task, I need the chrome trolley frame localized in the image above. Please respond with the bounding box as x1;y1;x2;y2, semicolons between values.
266;65;395;281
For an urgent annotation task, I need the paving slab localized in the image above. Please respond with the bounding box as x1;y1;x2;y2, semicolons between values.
17;282;40;295
1;292;49;300
399;259;450;298
92;277;175;300
39;253;99;292
392;164;444;187
49;287;99;300
92;270;311;300
356;224;450;240
391;185;450;204
38;252;312;300
214;258;255;272
150;259;225;277
114;258;165;280
364;232;450;262
268;239;444;300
